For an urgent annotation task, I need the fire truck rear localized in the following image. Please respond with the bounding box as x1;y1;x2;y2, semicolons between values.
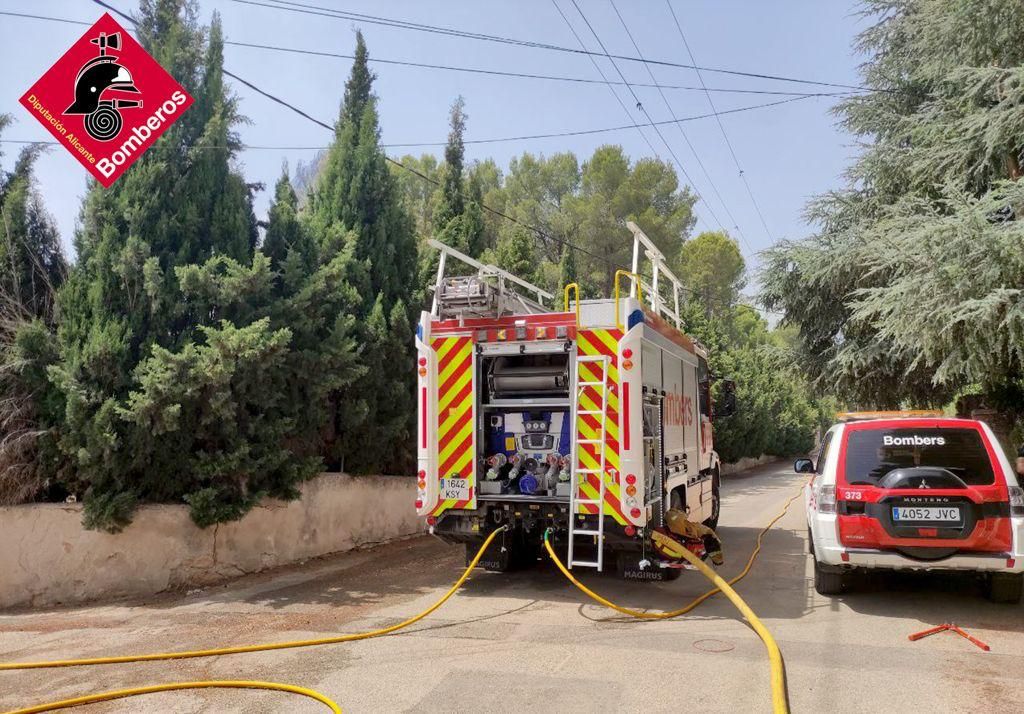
415;222;735;579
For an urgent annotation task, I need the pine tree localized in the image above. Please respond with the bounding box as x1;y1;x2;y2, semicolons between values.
302;31;417;473
51;3;260;528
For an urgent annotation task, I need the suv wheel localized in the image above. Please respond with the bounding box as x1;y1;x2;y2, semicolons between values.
813;558;846;596
988;573;1023;604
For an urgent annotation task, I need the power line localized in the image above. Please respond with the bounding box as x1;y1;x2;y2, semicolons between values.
235;0;874;93
77;0;777;320
85;0;622;273
566;0;733;237
0;10;859;100
1;94;822;150
608;0;754;256
667;0;775;244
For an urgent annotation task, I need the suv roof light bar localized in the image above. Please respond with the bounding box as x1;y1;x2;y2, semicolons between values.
836;410;945;422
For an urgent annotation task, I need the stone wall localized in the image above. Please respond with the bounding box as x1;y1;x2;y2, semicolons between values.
0;474;422;610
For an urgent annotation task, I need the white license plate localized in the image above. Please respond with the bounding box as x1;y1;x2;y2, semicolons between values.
892;506;961;522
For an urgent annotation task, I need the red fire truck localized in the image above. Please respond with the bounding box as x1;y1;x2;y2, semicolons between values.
415;222;735;579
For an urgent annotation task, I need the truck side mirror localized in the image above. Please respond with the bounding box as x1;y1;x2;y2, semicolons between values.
794;458;814;474
716;379;737;419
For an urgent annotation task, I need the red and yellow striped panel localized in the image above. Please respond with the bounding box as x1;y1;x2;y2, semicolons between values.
431;335;475;515
575;328;626;524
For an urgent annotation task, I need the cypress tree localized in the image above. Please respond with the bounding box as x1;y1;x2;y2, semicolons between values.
434;97;466;232
51;2;259;528
303;31;417;473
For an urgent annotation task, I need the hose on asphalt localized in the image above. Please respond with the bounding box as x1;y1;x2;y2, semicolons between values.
0;526;508;712
543;488;803;714
5;681;342;714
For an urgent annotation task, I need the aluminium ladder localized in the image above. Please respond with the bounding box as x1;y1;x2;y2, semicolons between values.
568;354;611;571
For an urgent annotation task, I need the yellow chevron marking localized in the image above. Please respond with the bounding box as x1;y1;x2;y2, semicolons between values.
439;390;471;432
444;448;474;478
438;345;472;387
439;420;473;464
433;337;462;363
593;329;620;356
438;368;472;413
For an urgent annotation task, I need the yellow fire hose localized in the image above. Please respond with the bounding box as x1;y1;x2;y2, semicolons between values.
543;488;803;714
0;527;509;712
3;489;799;713
5;681;341;714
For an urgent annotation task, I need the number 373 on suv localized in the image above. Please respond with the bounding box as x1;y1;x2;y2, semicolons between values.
799;412;1024;603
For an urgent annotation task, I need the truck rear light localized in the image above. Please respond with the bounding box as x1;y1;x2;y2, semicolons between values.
1009;486;1024;517
816;485;837;514
840;551;849;562
418;367;427;377
535;326;548;339
415;498;423;509
418;469;426;479
625;473;636;485
426;516;437;526
624;525;636;537
622;359;633;370
418;357;427;366
496;329;507;341
622;348;633;359
630;507;641;518
418;479;426;489
626;485;637;497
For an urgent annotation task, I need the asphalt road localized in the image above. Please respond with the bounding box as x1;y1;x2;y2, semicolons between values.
2;462;1022;713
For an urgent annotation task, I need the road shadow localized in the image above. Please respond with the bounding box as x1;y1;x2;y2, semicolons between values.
815;569;1023;631
452;523;815;623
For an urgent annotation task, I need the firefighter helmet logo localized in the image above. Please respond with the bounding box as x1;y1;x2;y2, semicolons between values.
64;31;142;142
19;13;193;187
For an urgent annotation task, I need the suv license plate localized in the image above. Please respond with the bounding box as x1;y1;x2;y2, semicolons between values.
892;506;961;522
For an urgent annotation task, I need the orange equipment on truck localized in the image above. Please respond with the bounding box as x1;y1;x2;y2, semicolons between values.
414;222;736;580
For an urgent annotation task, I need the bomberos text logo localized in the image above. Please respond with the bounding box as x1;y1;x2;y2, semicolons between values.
19;13;193;188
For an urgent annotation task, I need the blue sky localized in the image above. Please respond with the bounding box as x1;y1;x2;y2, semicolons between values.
1;1;868;281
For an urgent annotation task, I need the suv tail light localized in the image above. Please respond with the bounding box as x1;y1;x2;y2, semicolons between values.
1010;485;1024;517
816;484;837;514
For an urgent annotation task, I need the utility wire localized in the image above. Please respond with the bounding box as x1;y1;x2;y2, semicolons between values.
0;95;821;151
238;0;874;93
0;10;857;100
83;1;622;274
83;0;770;315
667;0;775;244
566;0;732;236
608;0;754;255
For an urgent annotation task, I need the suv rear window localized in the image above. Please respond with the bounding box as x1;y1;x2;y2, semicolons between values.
843;427;995;486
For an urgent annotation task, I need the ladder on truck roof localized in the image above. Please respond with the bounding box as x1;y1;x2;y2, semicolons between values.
428;239;553;319
568;353;611;571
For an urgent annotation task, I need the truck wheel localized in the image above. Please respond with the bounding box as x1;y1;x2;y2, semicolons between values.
813;558;846;596
988;573;1023;604
703;469;721;530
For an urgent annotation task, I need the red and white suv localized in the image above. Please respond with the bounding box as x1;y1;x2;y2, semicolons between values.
801;413;1024;602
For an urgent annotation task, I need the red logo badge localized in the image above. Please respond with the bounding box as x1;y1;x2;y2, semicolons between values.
19;13;193;187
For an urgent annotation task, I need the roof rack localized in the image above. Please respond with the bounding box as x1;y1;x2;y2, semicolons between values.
836;410;945;422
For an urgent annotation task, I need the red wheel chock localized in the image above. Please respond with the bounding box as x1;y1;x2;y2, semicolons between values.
908;623;990;652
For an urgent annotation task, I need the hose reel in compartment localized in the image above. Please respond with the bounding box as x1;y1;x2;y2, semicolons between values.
487;353;570;398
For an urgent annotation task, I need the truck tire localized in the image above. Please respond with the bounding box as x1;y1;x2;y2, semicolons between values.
703;469;721;530
813;558;846;596
988;573;1023;604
